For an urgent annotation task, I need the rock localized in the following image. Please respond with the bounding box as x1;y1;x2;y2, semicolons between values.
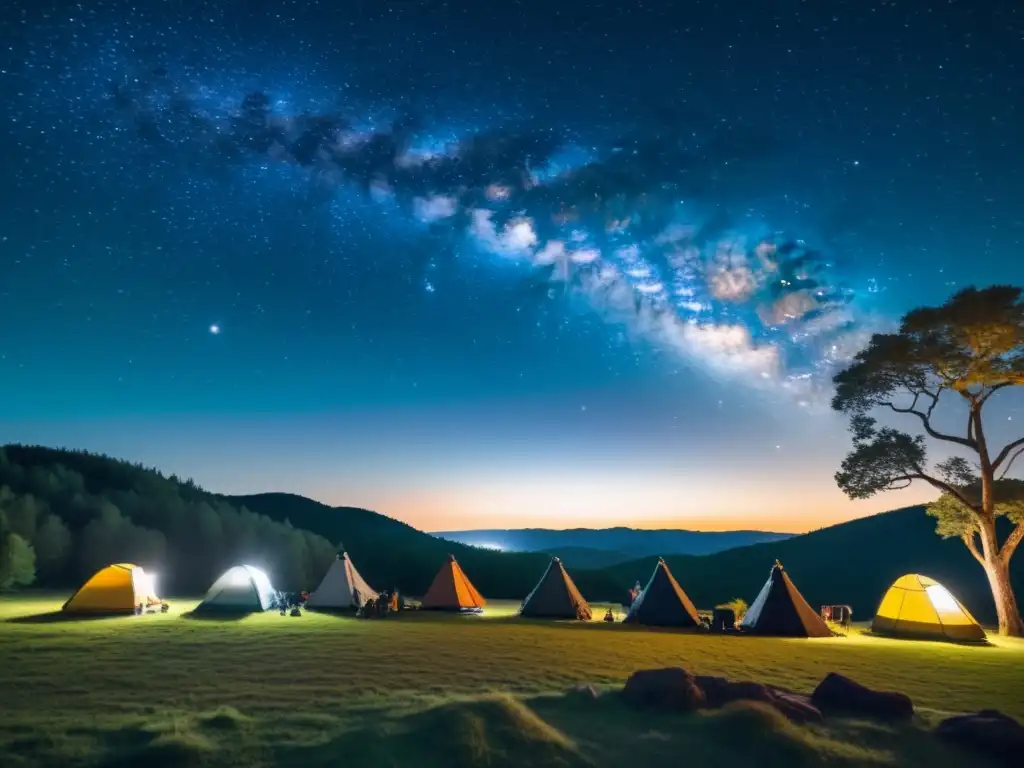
622;668;706;712
770;691;823;725
936;709;1024;766
695;675;821;724
696;676;773;707
811;673;913;721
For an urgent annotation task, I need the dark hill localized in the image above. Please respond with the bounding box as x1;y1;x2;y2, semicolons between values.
434;526;791;558
603;506;1022;625
226;493;622;599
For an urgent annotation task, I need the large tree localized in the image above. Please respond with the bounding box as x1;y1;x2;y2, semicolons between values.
832;285;1024;636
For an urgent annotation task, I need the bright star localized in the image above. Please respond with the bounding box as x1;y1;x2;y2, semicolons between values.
209;324;221;335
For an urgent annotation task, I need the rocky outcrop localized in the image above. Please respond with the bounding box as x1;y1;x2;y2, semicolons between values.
936;709;1024;767
623;669;821;723
810;673;913;721
622;668;706;712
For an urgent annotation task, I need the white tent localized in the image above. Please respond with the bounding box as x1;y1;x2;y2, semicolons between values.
306;552;378;610
199;565;277;612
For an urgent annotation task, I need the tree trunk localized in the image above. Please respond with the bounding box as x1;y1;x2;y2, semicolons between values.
983;555;1024;637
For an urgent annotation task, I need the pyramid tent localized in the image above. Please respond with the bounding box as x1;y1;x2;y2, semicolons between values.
871;574;985;642
421;554;486;612
520;557;592;620
197;565;277;612
306;552;378;610
625;558;701;627
64;563;161;613
740;561;832;637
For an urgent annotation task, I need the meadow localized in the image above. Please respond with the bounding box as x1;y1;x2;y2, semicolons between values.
2;596;1023;767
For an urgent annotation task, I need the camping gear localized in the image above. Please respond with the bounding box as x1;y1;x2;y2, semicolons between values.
305;552;378;610
63;563;161;614
711;607;736;632
196;565;277;613
519;557;592;620
421;554;486;612
871;574;985;642
625;558;701;628
740;561;833;637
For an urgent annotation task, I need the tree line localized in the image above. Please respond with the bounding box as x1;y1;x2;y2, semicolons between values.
0;445;338;595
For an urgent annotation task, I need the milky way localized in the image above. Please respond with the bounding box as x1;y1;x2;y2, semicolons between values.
95;68;864;405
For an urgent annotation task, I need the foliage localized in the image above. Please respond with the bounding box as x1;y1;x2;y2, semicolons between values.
0;533;36;590
832;286;1024;632
715;597;749;620
0;445;338;594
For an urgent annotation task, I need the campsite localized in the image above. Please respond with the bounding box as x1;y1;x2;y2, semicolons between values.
3;545;1024;767
2;593;1023;767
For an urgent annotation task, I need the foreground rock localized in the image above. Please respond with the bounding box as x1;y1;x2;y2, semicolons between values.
696;675;822;724
623;669;821;723
936;709;1024;766
811;673;913;721
622;668;706;712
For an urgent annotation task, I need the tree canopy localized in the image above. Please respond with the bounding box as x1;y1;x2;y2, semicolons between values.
831;285;1024;634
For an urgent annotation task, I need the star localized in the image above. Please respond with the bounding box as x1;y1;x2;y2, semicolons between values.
209;324;221;335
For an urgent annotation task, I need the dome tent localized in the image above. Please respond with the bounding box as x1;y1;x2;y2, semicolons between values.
197;565;277;612
872;574;985;642
64;563;161;614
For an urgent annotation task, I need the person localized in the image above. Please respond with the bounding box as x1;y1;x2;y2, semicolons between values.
390;588;399;613
603;608;615;623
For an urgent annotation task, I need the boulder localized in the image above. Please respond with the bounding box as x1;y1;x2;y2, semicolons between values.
696;675;821;724
936;709;1024;766
696;676;773;707
770;691;823;725
623;668;705;712
811;673;913;721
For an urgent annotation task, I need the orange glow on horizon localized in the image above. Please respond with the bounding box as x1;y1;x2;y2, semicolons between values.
307;478;938;535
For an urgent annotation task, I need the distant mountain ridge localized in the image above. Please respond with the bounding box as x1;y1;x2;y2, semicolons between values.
432;527;793;558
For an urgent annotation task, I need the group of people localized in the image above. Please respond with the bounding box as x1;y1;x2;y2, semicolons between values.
602;579;646;623
357;587;402;618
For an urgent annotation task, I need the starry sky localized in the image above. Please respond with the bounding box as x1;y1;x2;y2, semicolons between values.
1;0;1022;533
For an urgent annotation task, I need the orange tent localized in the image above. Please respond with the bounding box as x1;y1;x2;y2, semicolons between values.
421;554;486;612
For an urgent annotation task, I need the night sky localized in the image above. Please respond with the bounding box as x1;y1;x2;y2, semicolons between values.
1;1;1022;533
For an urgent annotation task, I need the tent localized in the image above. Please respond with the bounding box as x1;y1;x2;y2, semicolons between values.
871;574;985;642
625;558;701;627
740;560;832;637
306;552;378;610
520;557;592;620
63;563;161;613
421;554;486;612
197;565;277;612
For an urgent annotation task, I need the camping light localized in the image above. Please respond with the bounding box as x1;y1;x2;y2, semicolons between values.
925;584;960;613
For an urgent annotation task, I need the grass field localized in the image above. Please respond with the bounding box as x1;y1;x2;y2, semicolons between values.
2;595;1023;767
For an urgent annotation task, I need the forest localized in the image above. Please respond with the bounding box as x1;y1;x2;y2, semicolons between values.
0;445;338;594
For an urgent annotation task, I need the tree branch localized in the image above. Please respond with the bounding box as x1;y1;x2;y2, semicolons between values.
979;382;1014;406
997;446;1024;480
893;471;979;511
962;532;985;565
1000;523;1024;563
993;436;1024;473
881;401;977;450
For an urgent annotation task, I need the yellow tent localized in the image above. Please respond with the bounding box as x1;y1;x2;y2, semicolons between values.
871;574;985;642
63;563;161;613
